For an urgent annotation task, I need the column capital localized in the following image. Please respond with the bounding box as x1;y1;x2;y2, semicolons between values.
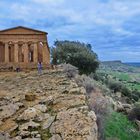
32;42;38;45
4;42;9;44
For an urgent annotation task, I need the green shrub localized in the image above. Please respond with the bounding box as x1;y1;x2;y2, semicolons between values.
108;80;122;93
121;86;132;97
90;72;108;83
51;41;99;74
132;90;140;101
131;94;139;102
105;111;140;140
128;106;140;121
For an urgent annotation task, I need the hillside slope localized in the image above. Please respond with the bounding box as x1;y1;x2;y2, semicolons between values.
100;61;140;73
0;70;97;140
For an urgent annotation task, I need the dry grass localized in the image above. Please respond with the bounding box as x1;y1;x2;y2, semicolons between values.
62;63;78;78
89;88;108;140
75;74;94;94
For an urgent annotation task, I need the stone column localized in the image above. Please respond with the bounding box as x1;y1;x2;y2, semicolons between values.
14;43;19;63
46;42;50;63
24;43;28;63
33;43;38;63
43;42;50;64
5;42;9;63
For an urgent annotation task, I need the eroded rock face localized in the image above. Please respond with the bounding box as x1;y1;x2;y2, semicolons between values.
17;107;41;121
106;96;132;114
49;134;62;140
69;87;86;95
0;132;10;140
34;104;48;113
19;120;40;131
52;94;86;111
25;93;36;101
42;116;56;130
0;70;98;140
50;108;97;140
0;103;20;120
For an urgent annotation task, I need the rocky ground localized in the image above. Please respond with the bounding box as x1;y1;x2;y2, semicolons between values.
0;69;97;140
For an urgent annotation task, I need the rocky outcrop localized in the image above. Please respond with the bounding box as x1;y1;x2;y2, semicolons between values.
106;96;132;114
25;92;36;101
50;108;97;140
0;70;98;140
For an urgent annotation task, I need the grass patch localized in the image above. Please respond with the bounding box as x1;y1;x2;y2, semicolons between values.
39;129;52;140
111;72;131;81
126;83;140;91
105;111;140;140
47;106;57;116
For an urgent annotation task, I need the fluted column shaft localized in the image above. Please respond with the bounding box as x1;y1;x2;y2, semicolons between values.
33;43;38;63
43;42;50;64
24;43;28;63
14;43;19;63
5;42;9;63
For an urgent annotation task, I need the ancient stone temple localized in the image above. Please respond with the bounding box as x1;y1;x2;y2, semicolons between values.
0;26;50;69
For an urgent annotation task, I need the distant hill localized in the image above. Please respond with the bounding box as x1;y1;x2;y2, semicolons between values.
125;62;140;67
100;61;140;73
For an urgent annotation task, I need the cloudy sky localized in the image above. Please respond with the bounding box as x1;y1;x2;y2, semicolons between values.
0;0;140;62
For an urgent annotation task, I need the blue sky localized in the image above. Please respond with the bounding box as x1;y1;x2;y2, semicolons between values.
0;0;140;62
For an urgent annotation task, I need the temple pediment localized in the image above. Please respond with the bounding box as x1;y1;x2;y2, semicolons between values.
0;26;50;69
0;26;47;35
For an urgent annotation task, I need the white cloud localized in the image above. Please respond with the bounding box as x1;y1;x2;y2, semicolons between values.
0;0;140;61
30;0;64;6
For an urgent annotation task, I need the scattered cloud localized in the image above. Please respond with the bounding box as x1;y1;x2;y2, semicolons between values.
0;0;140;62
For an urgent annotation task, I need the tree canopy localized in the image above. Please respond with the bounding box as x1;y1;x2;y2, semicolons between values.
51;40;99;74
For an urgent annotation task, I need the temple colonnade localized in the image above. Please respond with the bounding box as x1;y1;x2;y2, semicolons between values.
0;41;50;65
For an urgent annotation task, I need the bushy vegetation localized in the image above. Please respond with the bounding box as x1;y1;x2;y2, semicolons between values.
51;40;99;74
92;71;140;102
54;44;140;139
105;111;140;140
74;74;107;140
89;91;108;140
75;74;95;94
128;103;140;121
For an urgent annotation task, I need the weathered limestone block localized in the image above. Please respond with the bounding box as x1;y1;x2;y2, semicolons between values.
0;103;19;120
50;108;98;140
52;94;86;111
19;120;40;131
0;132;11;140
69;87;86;95
49;134;62;140
42;116;56;129
17;107;41;121
25;93;36;101
34;104;47;113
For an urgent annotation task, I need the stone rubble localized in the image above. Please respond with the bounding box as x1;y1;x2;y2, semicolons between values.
0;70;98;140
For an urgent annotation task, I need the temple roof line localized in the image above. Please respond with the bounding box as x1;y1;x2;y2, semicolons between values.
0;26;48;35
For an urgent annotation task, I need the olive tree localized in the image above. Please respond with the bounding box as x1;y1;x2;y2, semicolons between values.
51;40;99;74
